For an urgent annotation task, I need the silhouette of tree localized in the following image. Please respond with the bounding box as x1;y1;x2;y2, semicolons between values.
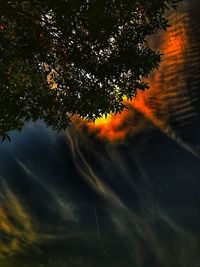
0;0;181;140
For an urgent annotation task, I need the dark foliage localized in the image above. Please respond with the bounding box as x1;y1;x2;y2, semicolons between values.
0;0;181;140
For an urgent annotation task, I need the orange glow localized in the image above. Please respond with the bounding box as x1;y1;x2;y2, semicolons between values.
88;108;131;141
0;23;5;31
83;10;189;142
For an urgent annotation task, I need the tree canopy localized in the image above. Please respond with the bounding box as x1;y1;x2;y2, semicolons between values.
0;0;181;140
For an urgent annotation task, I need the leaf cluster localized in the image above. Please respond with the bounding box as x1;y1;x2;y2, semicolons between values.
0;0;181;140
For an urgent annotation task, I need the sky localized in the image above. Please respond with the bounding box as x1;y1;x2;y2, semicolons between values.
0;1;200;267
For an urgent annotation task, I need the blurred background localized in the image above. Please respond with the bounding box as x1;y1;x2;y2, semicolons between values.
0;0;200;266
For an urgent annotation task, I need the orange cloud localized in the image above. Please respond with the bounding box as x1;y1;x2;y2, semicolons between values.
83;9;189;142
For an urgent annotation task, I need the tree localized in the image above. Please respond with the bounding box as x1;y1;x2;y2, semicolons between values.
0;0;181;141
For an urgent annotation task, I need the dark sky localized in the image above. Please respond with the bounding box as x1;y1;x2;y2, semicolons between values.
0;1;200;267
